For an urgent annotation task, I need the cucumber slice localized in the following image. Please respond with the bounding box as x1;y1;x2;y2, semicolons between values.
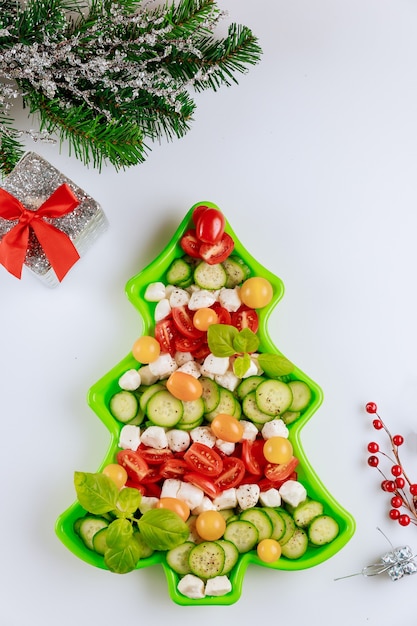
92;527;108;555
166;257;192;286
287;380;312;412
280;528;308;559
308;515;340;546
281;410;301;425
221;255;250;288
78;516;109;551
175;417;204;431
180;397;205;424
194;261;227;290
261;507;286;541
215;539;239;574
255;379;293;416
205;387;237;422
236;375;265;401
276;508;296;546
139;383;165;412
166;541;195;575
188;541;226;578
242;391;273;424
292;499;324;528
223;520;259;553
239;509;273;542
109;390;139;423
146;389;184;427
199;377;220;413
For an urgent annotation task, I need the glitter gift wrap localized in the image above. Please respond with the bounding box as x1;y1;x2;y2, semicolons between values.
0;152;108;287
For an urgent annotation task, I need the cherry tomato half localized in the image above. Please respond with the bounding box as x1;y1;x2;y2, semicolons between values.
156;497;190;522
240;277;273;309
264;456;299;482
184;442;223;477
180;229;201;258
199;232;234;265
154;319;177;356
214;456;245;490
211;302;232;325
241;438;266;476
195;208;225;244
132;335;161;363
117;449;149;482
210;413;244;443
192;205;210;225
231;306;259;333
160;458;189;479
172;306;204;339
136;446;174;465
196;510;226;540
166;371;203;401
183;473;220;499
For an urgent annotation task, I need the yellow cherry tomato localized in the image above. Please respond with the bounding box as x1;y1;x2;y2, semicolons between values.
132;335;160;363
257;538;282;563
102;463;128;489
193;307;219;331
155;497;190;522
210;413;244;443
196;510;226;541
239;277;273;309
166;371;203;401
263;436;293;464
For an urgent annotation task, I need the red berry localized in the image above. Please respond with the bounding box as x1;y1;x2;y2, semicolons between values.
367;442;379;453
366;402;378;414
410;484;417;496
373;419;383;430
385;480;396;492
368;455;379;467
391;464;402;477
389;509;400;520
393;435;404;446
395;477;405;489
399;514;411;526
391;496;403;508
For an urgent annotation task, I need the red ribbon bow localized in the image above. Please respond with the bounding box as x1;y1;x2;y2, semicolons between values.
0;183;81;281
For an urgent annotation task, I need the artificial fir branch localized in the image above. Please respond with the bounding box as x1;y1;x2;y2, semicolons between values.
0;0;262;176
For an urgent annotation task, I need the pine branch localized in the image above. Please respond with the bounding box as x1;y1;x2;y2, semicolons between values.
0;110;25;175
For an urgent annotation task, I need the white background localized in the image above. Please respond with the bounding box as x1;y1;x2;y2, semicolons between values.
2;0;417;623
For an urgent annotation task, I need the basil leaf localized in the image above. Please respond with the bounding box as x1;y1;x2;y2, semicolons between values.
74;471;119;515
115;487;142;517
232;328;259;354
257;353;294;377
233;353;251;378
207;324;238;357
104;537;141;574
138;508;189;550
106;518;134;549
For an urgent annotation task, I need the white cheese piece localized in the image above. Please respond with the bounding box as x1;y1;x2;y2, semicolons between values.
259;488;281;508
166;429;191;452
174;351;194;366
154;298;171;321
218;287;241;312
240;420;259;442
214;369;240;392
188;289;217;310
213;488;237;510
190;426;216;448
118;368;141;391
148;353;178;378
138;496;159;513
169;288;190;308
236;483;260;510
140;425;168;449
177;360;202;379
201;354;230;376
144;282;166;302
215;439;235;455
160;478;182;498
191;496;216;515
137;365;159;386
261;419;289;439
118;425;141;451
239;358;260;379
177;481;204;509
279;480;307;508
177;574;206;599
205;576;232;597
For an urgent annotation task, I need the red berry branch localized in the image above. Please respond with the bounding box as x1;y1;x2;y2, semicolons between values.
365;402;417;527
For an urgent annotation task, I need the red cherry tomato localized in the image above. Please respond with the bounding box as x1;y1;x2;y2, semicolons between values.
180;229;201;258
160;458;190;479
231;306;259;333
214;456;245;490
192;205;210;225
195;208;225;244
154;318;177;356
241;438;266;476
117;449;149;482
138;466;161;483
190;342;210;360
136;446;174;465
210;302;232;325
184;442;223;477
264;456;299;482
183;473;221;499
199;232;234;265
172;306;205;339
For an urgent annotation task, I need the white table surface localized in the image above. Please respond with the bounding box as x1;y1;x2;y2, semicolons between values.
2;1;417;623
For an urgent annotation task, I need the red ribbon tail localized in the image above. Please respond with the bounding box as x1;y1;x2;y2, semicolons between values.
0;224;30;279
31;220;80;282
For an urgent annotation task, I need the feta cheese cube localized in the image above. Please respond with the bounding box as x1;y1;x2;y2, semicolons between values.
137;365;159;386
174;351;194;366
191;496;216;515
169;288;190;308
160;479;182;498
118;425;141;451
215;439;235;455
205;576;232;597
188;289;217;310
202;354;230;376
261;419;289;439
259;488;281;508
138;496;159;513
177;481;204;509
279;480;307;508
118;368;141;391
148;353;178;377
214;370;240;392
240;420;259;442
236;483;260;510
218;287;241;312
140;425;168;449
144;282;166;302
154;298;171;321
213;488;237;510
166;429;191;452
178;360;201;378
177;574;205;599
190;426;216;448
239;358;260;379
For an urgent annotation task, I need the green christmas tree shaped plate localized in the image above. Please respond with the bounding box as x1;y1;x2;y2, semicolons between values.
56;202;355;605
